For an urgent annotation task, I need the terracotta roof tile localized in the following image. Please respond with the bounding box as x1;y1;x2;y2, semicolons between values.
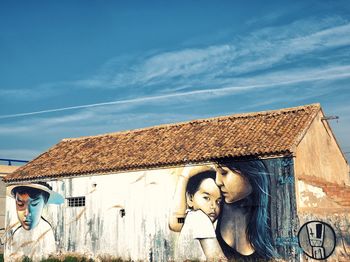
5;103;321;182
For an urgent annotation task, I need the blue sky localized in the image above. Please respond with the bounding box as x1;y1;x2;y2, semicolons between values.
0;0;350;163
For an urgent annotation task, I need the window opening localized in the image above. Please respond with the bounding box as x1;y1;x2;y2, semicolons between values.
67;196;85;207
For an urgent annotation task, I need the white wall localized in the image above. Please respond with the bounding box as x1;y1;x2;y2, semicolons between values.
5;167;181;261
0;177;5;254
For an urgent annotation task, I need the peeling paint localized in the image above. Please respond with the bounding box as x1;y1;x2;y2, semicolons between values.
298;180;342;208
4;160;349;261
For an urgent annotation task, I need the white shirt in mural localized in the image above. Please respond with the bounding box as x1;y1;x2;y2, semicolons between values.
176;209;217;261
7;218;56;261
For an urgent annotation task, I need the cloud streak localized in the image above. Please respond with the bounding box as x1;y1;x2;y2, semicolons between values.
2;16;350;108
69;16;350;92
1;63;349;120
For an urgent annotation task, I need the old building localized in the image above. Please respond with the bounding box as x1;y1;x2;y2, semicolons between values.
3;103;350;261
0;164;20;255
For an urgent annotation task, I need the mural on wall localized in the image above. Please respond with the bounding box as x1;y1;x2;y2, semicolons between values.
169;160;276;261
298;221;336;260
3;159;348;261
6;182;64;260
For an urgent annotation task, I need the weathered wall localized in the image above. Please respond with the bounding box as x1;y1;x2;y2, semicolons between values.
298;212;350;261
295;110;349;185
5;168;180;261
59;168;179;260
1;165;19;254
293;111;350;261
297;180;343;209
0;176;5;254
0;176;5;229
263;157;300;260
4;157;348;261
4;159;303;261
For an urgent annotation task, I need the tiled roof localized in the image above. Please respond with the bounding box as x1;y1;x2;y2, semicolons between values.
5;104;321;182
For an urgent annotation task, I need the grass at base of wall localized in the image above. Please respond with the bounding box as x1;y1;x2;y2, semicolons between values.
19;256;209;262
18;255;132;262
0;254;3;262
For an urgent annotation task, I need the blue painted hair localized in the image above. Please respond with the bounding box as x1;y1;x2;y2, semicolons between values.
217;159;276;259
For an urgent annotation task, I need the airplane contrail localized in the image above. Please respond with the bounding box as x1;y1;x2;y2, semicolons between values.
0;85;250;119
1;71;349;120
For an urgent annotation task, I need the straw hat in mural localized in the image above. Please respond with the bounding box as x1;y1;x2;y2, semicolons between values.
7;182;64;204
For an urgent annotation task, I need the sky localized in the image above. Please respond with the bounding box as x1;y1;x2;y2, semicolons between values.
0;0;350;164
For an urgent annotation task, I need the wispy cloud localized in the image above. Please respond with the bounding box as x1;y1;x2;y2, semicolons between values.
0;109;203;141
2;16;349;107
68;16;350;92
1;62;349;120
2;15;350;136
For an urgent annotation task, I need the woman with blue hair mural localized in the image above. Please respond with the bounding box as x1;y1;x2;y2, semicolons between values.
169;159;276;261
214;159;276;260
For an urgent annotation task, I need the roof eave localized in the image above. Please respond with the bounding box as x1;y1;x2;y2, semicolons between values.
4;151;293;184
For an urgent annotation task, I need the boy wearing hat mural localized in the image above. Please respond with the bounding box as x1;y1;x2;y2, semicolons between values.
6;182;64;261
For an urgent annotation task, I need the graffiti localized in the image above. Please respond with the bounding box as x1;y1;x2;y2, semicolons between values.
169;160;276;261
6;182;64;261
298;221;336;260
275;236;304;254
278;176;294;185
3;160;347;261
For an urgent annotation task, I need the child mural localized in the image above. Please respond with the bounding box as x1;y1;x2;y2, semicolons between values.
169;160;276;261
175;168;227;261
6;182;64;261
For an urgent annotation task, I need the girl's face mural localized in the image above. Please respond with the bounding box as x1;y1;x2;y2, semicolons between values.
187;178;222;222
15;192;46;230
215;165;252;204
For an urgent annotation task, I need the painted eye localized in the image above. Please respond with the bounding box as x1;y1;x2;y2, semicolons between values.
220;168;228;176
31;202;39;207
203;196;210;201
17;202;24;207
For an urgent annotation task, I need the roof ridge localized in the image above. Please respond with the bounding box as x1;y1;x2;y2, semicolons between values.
63;103;321;142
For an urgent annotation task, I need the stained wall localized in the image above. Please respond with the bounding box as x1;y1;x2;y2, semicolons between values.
294;110;349;185
4;159;302;261
0;165;19;254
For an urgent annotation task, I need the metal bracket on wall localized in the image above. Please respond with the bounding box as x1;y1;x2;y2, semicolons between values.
321;116;339;121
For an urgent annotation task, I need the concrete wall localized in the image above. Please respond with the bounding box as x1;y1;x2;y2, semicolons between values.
294;112;350;260
4;159;302;261
5;167;180;261
0;176;5;230
295;110;349;185
0;165;19;254
0;176;5;254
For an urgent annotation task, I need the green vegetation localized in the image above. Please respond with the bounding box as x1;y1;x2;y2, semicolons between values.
23;254;130;262
0;253;4;262
39;255;93;262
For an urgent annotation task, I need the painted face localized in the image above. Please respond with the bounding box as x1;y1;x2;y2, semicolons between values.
215;165;252;204
187;178;222;222
15;193;46;230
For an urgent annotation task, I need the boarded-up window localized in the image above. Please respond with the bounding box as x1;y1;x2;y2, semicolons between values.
67;196;85;207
